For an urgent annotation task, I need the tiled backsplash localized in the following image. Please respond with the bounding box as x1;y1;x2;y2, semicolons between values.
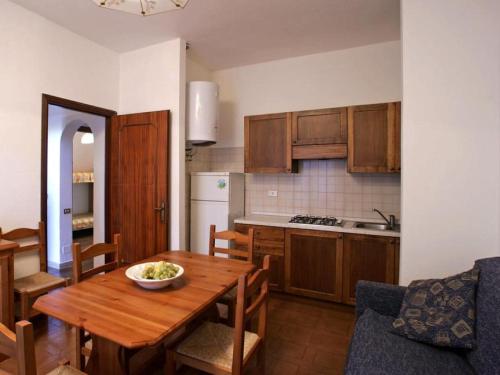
188;147;401;221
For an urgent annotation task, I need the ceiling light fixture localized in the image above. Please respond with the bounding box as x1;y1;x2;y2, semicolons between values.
93;0;190;16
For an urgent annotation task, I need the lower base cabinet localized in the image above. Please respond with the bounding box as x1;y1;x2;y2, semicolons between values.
342;234;399;305
285;229;343;302
235;223;399;305
253;253;284;291
234;223;285;292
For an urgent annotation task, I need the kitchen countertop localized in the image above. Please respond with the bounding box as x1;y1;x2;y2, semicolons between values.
234;214;400;238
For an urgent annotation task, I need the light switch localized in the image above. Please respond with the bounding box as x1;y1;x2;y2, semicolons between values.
268;190;278;197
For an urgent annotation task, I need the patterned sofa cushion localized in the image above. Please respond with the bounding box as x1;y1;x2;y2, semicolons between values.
345;309;474;375
391;268;478;349
467;257;500;374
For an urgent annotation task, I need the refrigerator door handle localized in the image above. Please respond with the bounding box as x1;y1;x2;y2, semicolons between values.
154;201;166;223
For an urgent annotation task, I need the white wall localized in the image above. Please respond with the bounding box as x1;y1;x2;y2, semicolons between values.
212;41;402;148
187;57;213;82
400;0;500;283
119;39;187;250
0;0;118;276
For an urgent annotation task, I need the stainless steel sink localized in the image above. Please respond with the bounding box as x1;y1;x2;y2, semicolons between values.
354;222;400;231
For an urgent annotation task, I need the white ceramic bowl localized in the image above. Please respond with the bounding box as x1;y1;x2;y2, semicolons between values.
125;262;184;290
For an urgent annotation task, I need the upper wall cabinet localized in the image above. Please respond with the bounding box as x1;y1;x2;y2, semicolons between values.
347;102;401;173
244;113;298;173
291;107;348;160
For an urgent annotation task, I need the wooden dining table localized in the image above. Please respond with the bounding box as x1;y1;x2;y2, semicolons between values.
33;250;255;374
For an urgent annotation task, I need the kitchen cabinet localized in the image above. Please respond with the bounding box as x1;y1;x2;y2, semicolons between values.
342;234;399;305
347;102;401;173
244;113;298;173
291;108;348;160
234;224;285;291
253;252;284;291
285;229;343;302
235;222;400;305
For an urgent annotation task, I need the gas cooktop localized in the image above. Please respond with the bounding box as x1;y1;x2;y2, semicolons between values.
289;215;343;227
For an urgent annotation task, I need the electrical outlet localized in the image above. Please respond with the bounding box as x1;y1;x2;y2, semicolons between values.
268;190;278;197
63;208;71;214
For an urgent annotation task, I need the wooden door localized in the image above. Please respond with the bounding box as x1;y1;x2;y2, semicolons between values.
110;111;169;263
347;102;401;173
285;229;343;302
244;113;297;173
342;234;399;305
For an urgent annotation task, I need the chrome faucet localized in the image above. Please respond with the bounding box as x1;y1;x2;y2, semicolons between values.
373;208;396;230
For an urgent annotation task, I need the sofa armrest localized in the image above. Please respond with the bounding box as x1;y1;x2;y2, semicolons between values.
355;280;407;319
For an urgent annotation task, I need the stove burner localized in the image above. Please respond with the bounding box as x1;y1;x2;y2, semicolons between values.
289;215;342;227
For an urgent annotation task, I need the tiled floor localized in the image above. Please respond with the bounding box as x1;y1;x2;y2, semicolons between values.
0;294;355;374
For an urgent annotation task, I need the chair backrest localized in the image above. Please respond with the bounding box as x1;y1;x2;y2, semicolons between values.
0;222;47;272
72;233;121;283
232;255;270;374
0;320;36;375
208;225;254;262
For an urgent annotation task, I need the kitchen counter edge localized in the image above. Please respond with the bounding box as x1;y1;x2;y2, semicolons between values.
234;215;401;238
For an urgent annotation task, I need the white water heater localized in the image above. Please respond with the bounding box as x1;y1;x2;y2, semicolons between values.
186;81;218;146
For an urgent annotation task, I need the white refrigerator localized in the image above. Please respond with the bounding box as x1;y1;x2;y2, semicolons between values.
190;172;245;254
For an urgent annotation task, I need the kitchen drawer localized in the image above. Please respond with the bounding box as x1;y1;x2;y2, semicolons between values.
235;223;284;242
254;241;284;256
253;226;284;242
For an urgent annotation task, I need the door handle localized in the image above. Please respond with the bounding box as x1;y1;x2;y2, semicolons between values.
154;201;166;223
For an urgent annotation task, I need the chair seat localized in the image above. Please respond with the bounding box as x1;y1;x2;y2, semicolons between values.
176;321;260;370
14;272;66;294
46;365;86;375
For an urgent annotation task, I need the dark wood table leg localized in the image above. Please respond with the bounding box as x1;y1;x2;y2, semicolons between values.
85;335;164;375
85;335;130;375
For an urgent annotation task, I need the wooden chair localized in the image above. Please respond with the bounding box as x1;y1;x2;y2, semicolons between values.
166;255;270;375
72;233;121;371
209;225;254;325
0;320;85;375
0;222;68;321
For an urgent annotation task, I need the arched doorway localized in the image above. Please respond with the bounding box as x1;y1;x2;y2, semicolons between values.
43;101;111;275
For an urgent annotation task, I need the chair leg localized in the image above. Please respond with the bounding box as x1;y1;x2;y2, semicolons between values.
165;350;176;375
75;328;86;371
257;345;266;373
227;299;237;327
20;292;31;321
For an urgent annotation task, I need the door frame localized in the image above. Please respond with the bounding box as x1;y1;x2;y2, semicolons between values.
40;94;117;255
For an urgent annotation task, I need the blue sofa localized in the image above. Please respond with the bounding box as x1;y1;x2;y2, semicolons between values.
344;257;500;375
